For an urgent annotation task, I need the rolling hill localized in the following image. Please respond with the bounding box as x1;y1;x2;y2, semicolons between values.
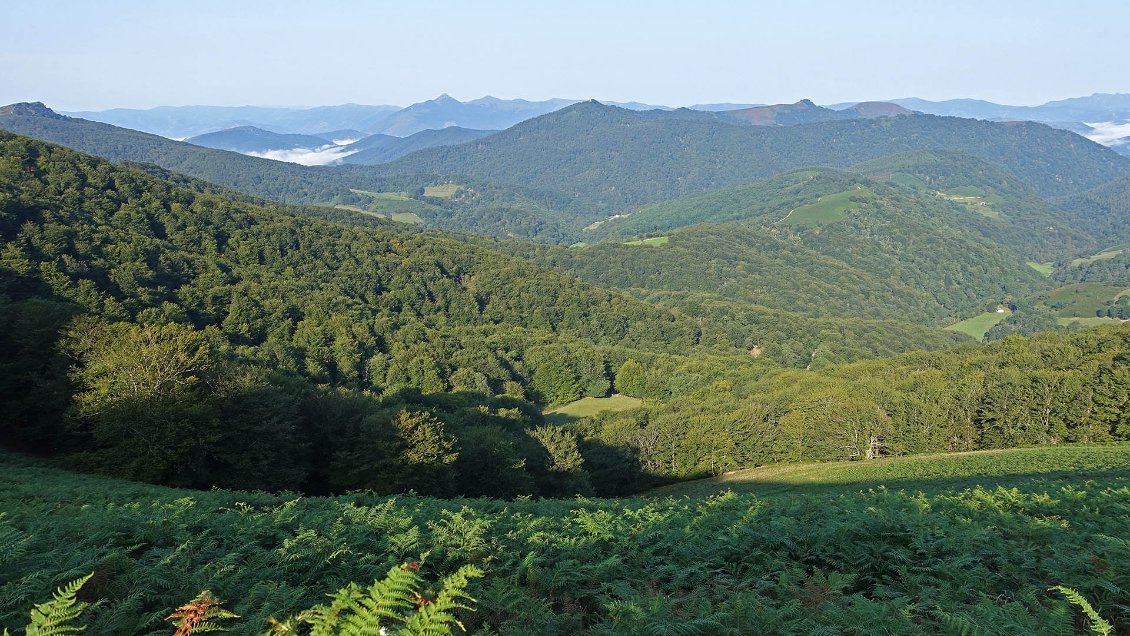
186;125;336;152
850;150;1096;259
9;100;1130;250
0;132;970;453
0;102;391;203
373;94;576;136
588;157;1092;261
500;171;1049;324
724;99;911;126
891;93;1130;123
1053;174;1130;248
340;126;495;165
376;100;1130;215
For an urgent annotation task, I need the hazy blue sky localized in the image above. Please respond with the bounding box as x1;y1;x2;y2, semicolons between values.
3;0;1127;110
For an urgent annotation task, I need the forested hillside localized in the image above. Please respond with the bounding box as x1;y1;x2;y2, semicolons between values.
340;126;495;165
378;101;1130;212
186;126;334;153
8;101;1128;247
1053;174;1130;248
575;326;1130;484
0;103;389;203
851;150;1095;259
2;134;986;499
3;133;1128;508
514;171;1048;324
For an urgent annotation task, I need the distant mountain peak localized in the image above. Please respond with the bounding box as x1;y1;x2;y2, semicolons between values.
842;101;914;118
432;93;459;104
0;102;68;119
727;100;839;126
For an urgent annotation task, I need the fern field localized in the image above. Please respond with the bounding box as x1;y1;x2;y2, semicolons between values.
2;447;1128;635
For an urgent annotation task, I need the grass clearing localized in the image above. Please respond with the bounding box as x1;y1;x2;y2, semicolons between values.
1044;283;1130;318
350;189;438;217
887;171;929;189
778;187;872;227
623;236;669;246
945;308;1011;341
1026;260;1054;276
386;212;423;224
646;444;1130;498
938;187;1003;219
1071;244;1129;267
423;183;460;198
544;394;642;425
1058;316;1125;327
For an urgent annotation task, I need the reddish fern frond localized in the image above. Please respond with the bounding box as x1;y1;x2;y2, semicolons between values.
165;591;239;636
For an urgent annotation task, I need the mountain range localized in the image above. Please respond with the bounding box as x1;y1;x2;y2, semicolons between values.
65;92;1130;156
64;95;575;139
5;99;1128;246
184;124;495;166
373;100;1129;210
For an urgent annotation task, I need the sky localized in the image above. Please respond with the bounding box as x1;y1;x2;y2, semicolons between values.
3;0;1128;111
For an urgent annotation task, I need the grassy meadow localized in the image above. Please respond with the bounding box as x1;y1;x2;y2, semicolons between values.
1072;244;1129;267
1044;283;1130;318
423;183;462;198
623;236;669;246
945;308;1011;340
938;187;1003;219
778;187;872;227
646;444;1130;498
543;394;642;425
350;188;437;220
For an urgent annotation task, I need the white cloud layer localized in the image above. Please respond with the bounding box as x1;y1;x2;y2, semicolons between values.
246;144;358;166
1083;121;1130;146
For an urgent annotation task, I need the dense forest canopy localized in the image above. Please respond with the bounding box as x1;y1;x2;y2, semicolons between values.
1;134;990;497
377;101;1130;207
2;133;1128;506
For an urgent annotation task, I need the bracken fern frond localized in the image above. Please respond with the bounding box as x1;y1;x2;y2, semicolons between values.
24;574;92;636
1049;586;1113;636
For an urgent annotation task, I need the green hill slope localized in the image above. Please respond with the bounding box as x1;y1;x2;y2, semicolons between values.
0;102;387;203
2;444;1127;634
0;132;719;497
523;172;1049;323
647;444;1130;497
852;150;1096;259
340;126;494;165
573;325;1130;482
0;133;974;499
592;153;1105;262
1053;174;1130;248
186;125;334;152
378;101;1130;213
9;102;1128;246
